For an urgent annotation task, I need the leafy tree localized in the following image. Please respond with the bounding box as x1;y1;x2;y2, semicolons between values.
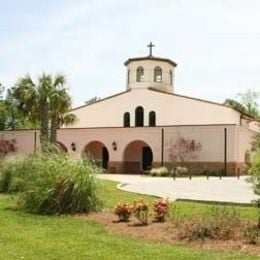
0;83;7;130
85;96;100;105
224;89;260;118
0;83;30;130
237;89;260;118
4;89;39;130
223;99;247;114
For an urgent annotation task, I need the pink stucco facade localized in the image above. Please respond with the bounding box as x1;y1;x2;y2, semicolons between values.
1;124;257;175
1;54;259;175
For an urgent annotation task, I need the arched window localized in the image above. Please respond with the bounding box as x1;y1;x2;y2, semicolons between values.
123;112;130;127
136;66;144;82
135;106;144;127
149;111;156;126
154;66;162;82
169;70;173;85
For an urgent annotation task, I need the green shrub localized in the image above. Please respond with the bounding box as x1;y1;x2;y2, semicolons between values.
244;224;260;244
248;156;260;196
0;168;12;192
178;207;241;241
150;166;169;177
0;153;103;215
175;166;188;176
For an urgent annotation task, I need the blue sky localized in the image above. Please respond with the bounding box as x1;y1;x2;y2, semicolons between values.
1;0;260;106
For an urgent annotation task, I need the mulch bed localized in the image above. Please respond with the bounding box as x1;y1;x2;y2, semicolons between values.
76;212;260;256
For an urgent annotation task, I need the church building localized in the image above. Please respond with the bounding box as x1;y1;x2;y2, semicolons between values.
2;43;259;175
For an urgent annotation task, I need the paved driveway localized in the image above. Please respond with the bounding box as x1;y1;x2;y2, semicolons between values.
98;174;258;204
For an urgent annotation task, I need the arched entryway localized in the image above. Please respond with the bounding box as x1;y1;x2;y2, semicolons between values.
55;141;68;153
123;140;153;173
83;141;109;169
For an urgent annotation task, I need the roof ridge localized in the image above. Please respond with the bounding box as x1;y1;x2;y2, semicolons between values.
147;87;257;120
70;89;131;112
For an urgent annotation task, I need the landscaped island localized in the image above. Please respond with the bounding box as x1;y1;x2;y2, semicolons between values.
0;152;259;259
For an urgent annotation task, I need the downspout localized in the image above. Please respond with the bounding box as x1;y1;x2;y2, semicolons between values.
161;128;164;166
224;128;227;175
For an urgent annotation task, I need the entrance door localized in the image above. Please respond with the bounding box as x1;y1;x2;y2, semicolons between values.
102;147;109;169
142;146;153;171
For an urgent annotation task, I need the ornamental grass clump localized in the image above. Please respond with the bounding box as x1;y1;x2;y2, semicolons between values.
153;198;170;222
0;152;103;215
114;202;132;222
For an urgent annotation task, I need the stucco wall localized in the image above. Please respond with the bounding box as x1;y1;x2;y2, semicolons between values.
58;125;236;163
69;89;241;128
0;130;40;155
234;126;257;162
0;124;256;175
164;126;235;162
249;121;260;132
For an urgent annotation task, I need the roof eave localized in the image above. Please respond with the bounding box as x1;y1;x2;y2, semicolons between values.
124;56;177;67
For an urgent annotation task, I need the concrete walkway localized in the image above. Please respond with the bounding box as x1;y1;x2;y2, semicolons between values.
98;174;259;204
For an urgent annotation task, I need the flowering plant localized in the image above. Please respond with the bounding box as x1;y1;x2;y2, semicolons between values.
114;202;132;222
153;198;170;222
132;198;149;225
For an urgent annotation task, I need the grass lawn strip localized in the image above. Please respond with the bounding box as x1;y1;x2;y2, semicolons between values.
0;180;258;259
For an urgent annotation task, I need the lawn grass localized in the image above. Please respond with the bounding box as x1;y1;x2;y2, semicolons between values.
100;179;259;221
99;179;155;208
0;180;259;260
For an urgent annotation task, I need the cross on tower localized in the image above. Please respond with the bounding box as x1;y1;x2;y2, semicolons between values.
147;42;155;56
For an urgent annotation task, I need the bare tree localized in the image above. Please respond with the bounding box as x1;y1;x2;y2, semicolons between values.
0;138;17;157
169;136;202;166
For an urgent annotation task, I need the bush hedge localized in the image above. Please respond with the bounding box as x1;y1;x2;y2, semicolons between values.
150;167;169;177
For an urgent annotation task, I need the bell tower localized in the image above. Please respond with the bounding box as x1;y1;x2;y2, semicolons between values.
124;42;177;93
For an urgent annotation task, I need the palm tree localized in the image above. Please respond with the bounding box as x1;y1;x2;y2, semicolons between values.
49;75;76;143
38;74;53;144
11;73;76;146
12;74;49;144
11;75;39;124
